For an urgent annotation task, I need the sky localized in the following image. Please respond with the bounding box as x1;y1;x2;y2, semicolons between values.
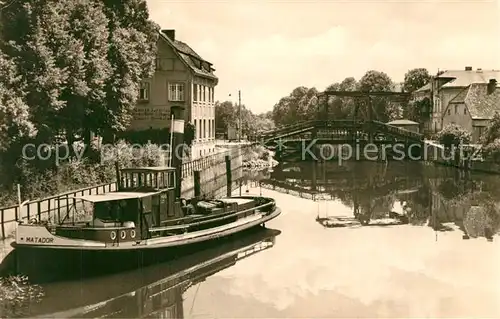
146;0;500;114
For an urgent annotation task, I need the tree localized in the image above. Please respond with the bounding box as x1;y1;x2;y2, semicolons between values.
403;68;431;93
1;0;159;146
480;112;500;145
99;0;160;143
325;77;359;120
1;0;114;147
358;70;397;121
407;97;432;128
215;101;237;131
271;86;319;126
0;54;34;151
436;124;471;148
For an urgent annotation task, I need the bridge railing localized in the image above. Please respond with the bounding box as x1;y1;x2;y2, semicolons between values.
371;121;423;141
261;119;425;145
261;120;316;139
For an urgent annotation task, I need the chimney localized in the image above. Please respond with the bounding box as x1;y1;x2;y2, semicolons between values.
162;29;175;41
465;66;472;71
487;79;497;94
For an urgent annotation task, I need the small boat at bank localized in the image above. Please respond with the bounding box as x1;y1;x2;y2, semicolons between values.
13;166;281;258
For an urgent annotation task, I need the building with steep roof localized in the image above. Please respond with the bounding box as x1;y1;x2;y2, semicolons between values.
442;80;500;142
129;29;218;158
413;66;500;134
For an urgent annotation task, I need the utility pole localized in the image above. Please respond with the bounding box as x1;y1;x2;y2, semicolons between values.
238;90;242;142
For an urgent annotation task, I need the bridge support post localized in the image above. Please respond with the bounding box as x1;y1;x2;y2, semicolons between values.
311;161;317;191
367;97;374;144
310;127;318;161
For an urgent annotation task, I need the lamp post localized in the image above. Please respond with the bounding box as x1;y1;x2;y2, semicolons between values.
229;90;242;142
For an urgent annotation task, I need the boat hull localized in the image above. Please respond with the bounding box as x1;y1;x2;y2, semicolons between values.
13;207;281;281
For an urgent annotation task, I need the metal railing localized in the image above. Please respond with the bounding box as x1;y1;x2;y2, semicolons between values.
261;120;425;144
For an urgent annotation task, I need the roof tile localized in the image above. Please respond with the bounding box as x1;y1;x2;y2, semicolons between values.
438;69;500;88
159;32;217;80
449;83;500;119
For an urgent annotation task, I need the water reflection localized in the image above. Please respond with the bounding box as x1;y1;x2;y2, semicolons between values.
263;161;500;241
24;228;280;318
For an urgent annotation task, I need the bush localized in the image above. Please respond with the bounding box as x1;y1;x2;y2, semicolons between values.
481;138;500;163
480;112;500;145
0;275;44;318
436;124;471;148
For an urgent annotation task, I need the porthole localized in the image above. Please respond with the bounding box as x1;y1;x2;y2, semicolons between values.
110;231;117;240
120;230;127;239
130;230;136;238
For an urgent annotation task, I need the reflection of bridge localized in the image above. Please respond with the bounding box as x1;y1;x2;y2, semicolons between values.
28;229;279;318
261;177;422;200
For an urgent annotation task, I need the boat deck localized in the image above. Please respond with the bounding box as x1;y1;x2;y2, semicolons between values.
219;198;255;205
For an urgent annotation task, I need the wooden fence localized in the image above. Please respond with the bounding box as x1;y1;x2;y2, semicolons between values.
0;144;253;239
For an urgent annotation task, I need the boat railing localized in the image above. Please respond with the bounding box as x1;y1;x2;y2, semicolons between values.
149;198;276;234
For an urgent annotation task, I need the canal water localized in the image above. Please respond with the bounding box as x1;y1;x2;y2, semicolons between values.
3;161;500;318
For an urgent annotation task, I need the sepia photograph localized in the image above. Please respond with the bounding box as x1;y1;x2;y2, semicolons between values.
0;0;499;318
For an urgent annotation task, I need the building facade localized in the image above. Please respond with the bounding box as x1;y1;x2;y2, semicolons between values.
413;67;500;135
442;81;500;143
129;29;218;158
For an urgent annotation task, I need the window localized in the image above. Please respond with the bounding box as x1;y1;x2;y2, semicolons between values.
208;120;211;138
454;105;457;114
168;83;184;101
193;84;198;102
198;85;202;101
434;97;441;113
139;82;150;101
198;120;202;139
203;119;206;138
202;86;206;102
477;127;484;139
208;87;211;102
464;106;467;115
211;88;214;102
212;119;215;137
447;108;450;115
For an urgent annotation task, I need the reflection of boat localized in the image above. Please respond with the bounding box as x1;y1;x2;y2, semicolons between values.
13;165;281;275
27;228;280;318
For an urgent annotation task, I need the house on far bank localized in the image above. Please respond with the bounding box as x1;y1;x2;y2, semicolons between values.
128;29;218;158
442;80;500;143
386;119;420;133
413;66;500;135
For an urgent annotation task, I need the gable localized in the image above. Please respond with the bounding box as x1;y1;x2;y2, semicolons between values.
158;32;218;81
449;84;500;119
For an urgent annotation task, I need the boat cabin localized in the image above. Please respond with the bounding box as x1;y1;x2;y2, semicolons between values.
118;166;176;192
57;167;184;243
